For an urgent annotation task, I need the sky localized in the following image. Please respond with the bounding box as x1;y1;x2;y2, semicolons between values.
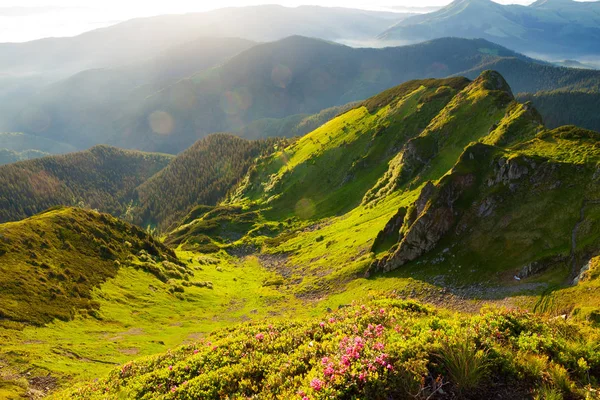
0;0;568;43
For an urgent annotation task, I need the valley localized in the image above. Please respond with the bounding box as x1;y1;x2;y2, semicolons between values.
1;70;599;399
2;2;600;398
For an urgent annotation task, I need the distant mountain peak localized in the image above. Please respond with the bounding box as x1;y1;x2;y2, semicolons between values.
446;0;497;8
531;0;575;7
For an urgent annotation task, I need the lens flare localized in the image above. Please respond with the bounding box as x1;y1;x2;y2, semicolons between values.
148;111;175;135
271;64;293;89
295;198;316;220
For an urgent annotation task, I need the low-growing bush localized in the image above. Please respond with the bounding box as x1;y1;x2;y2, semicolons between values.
56;300;600;400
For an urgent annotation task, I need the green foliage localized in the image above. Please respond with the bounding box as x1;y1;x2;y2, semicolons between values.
54;301;600;399
0;207;180;326
133;134;279;231
237;102;360;140
437;336;489;394
518;90;600;133
0;145;172;223
232;77;467;221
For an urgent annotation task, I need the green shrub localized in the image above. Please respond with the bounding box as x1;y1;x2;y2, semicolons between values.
438;336;489;393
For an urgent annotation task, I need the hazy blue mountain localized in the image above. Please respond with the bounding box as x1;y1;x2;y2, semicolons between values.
2;37;256;149
8;36;600;154
0;5;407;82
102;37;600;153
378;0;600;59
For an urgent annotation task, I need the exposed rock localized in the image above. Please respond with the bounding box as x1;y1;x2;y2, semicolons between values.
517;262;545;279
371;173;476;274
477;197;496;217
573;258;592;285
491;156;530;186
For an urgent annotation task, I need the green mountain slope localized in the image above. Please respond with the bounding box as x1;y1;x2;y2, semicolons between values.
132;134;279;230
169;70;600;306
0;146;172;223
0;207;181;326
236;102;360;140
371;128;600;280
229;77;471;220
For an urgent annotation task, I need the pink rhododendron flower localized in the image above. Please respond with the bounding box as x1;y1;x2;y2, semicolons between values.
168;365;173;371
328;317;336;323
319;322;325;328
323;366;335;377
310;378;324;391
256;333;265;340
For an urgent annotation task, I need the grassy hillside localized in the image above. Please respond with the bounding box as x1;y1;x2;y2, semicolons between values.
372;128;600;280
169;70;600;307
236;102;360;140
0;146;172;223
55;298;600;400
132;134;279;230
230;77;470;220
0;207;180;326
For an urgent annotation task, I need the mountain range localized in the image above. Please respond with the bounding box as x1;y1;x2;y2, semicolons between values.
1;3;600;399
4;36;600;155
2;70;600;399
379;0;600;59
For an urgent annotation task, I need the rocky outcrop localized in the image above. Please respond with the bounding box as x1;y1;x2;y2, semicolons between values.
370;173;476;274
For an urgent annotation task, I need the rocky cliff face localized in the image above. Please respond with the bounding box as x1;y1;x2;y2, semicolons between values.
370;133;600;279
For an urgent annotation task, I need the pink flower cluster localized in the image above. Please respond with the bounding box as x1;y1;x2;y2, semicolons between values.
363;323;385;338
310;378;323;391
307;322;395;394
